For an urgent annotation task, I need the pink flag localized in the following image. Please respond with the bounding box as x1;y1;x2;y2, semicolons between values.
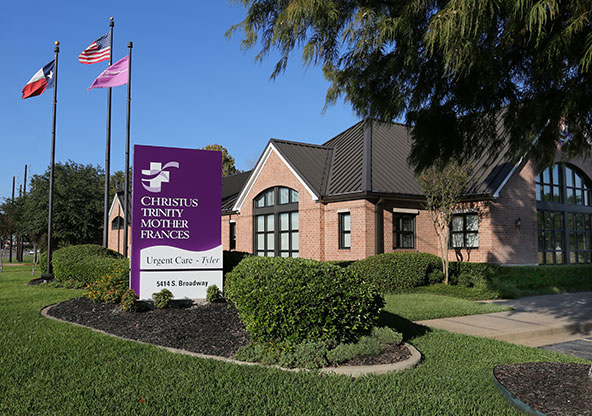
88;56;128;90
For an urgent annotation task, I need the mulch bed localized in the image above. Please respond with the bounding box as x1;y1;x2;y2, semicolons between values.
46;297;410;367
494;362;592;416
47;297;250;358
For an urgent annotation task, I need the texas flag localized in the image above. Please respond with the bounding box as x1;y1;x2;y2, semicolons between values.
22;60;55;99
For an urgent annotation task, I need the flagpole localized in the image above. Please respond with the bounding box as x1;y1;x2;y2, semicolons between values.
123;41;133;257
103;17;115;249
42;41;59;278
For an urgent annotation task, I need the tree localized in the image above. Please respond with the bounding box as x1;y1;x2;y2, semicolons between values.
229;1;592;170
23;161;104;248
202;144;240;176
417;161;472;285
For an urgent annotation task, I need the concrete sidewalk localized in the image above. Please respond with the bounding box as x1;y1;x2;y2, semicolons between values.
416;292;592;347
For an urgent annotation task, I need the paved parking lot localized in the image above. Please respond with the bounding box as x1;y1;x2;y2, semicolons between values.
541;337;592;360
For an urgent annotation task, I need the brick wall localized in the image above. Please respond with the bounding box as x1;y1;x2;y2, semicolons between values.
107;198;130;255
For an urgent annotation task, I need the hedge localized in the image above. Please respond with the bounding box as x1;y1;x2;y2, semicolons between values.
226;256;384;347
503;265;592;291
53;244;123;284
347;252;442;293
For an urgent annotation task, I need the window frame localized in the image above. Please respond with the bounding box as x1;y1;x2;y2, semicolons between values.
253;187;299;257
338;212;351;250
393;213;416;249
449;213;479;249
229;221;236;251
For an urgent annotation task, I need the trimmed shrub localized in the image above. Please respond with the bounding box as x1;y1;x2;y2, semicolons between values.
427;269;445;285
82;258;130;303
348;252;442;293
206;285;222;303
121;289;138;312
153;289;174;309
504;265;592;291
226;256;384;347
53;244;123;284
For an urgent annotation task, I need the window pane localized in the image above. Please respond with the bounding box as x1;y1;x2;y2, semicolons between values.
569;233;576;250
267;233;274;250
544;185;552;201
267;251;275;257
537;211;543;228
257;251;265;257
290;189;299;202
257;234;265;250
568;213;575;231
291;232;299;250
452;216;463;232
280;213;289;231
292;252;299;258
291;212;299;230
536;184;542;201
587;215;592;230
538;232;544;250
577;214;585;231
554;213;563;230
555;252;563;264
266;189;274;206
566;167;573;187
466;233;479;248
256;195;265;208
575;173;582;188
577;233;585;249
343;233;351;248
554;232;563;250
401;233;413;248
466;215;478;231
553;186;561;202
280;232;289;250
342;213;351;231
279;187;289;204
576;189;584;205
567;188;575;204
452;233;464;248
538;252;544;265
401;216;413;232
280;252;290;258
544;213;553;230
267;214;274;231
542;168;550;183
546;252;554;265
570;251;577;264
552;165;559;184
257;215;265;232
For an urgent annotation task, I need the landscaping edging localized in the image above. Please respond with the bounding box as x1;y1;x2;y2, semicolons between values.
492;367;546;416
41;303;422;377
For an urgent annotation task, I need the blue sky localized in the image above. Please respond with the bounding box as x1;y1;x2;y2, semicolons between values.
0;1;360;200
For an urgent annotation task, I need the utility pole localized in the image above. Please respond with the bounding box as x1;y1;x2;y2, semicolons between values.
9;177;14;263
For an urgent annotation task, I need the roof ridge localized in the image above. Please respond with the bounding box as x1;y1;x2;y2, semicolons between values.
322;120;364;146
270;138;331;150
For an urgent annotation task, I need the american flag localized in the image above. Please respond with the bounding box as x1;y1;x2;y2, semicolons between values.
79;32;111;64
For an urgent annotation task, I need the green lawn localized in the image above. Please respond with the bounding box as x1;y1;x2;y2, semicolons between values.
0;265;588;415
383;293;510;321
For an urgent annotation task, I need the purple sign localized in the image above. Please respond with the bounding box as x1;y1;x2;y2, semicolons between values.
131;145;222;299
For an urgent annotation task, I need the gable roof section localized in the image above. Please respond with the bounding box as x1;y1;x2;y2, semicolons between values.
108;191;131;222
222;170;252;214
231;141;322;213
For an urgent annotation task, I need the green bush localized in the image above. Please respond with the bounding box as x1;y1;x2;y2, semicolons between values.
153;289;174;309
82;258;130;303
348;252;442;293
504;265;592;291
326;327;403;364
427;269;445;285
206;285;222;303
53;244;123;284
226;256;384;347
121;289;138;312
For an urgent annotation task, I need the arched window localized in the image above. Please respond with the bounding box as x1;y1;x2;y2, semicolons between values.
111;216;125;230
536;164;592;264
253;187;299;257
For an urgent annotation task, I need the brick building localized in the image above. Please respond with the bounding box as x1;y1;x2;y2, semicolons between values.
221;119;592;266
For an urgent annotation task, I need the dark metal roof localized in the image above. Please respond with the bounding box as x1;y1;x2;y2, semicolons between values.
270;139;333;197
222;170;252;214
226;118;518;208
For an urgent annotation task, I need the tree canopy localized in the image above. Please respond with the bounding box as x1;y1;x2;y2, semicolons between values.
23;161;105;248
202;144;240;176
229;0;592;170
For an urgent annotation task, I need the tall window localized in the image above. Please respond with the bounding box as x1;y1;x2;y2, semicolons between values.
229;222;236;250
536;164;592;264
338;212;351;249
111;216;125;230
450;213;479;248
393;214;415;249
253;187;299;257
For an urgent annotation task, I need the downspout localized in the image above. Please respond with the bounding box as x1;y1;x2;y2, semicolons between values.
375;197;384;255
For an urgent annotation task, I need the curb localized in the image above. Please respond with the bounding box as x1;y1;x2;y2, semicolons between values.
41;304;422;378
492;367;546;416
